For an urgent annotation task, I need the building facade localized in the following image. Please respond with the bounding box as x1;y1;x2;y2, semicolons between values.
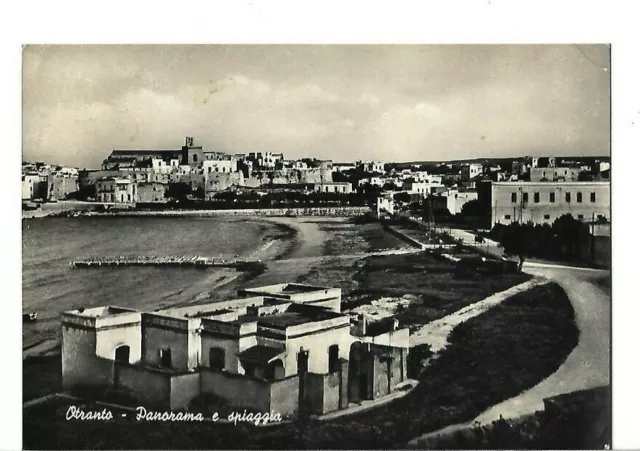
431;189;479;215
313;182;353;194
136;183;167;203
530;167;581;182
61;283;410;417
47;174;79;200
485;181;610;225
96;177;137;204
461;163;483;181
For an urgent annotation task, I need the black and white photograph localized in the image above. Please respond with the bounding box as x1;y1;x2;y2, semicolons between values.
17;37;618;450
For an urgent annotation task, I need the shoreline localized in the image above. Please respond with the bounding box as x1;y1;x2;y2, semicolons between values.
22;204;370;220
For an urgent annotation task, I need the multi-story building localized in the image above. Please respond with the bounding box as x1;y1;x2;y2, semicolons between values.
376;194;395;218
46;173;79;201
61;283;410;416
358;161;385;173
461;163;483;181
201;159;238;175
136;182;167;203
95;177;137;204
21;173;41;200
247;152;285;169
530;167;581;182
479;181;610;226
102;137;230;171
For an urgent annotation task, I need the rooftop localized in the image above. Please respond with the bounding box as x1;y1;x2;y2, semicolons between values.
240;282;333;296
257;303;343;328
237;345;285;364
69;306;138;318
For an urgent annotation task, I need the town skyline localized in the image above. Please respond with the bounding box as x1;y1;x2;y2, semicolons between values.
23;45;611;168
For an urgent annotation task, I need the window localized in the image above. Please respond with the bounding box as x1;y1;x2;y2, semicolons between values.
590;192;596;202
534;192;540;203
193;154;198;163
566;192;571;203
511;192;517;203
544;214;551;220
577;192;583;203
159;348;172;368
504;215;511;220
549;192;555;203
115;345;130;364
328;345;340;373
209;348;225;371
297;349;309;375
523;192;529;203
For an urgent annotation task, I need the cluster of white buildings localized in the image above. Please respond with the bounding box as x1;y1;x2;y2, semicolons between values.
81;137;338;205
22;162;80;202
373;155;611;225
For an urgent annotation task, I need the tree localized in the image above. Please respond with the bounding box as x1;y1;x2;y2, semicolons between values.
551;214;587;258
460;199;484;218
165;182;192;201
499;222;538;272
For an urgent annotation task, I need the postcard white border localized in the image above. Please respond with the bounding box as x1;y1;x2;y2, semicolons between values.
3;1;638;449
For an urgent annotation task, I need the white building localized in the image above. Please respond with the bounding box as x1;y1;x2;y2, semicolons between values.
358;177;385;187
314;182;353;194
332;163;356;173
433;189;479;215
376;194;395;217
201;159;238;175
484;181;610;226
530;167;581;182
22;174;41;200
403;181;444;197
358;161;385;173
96;177;137;204
461;163;483;181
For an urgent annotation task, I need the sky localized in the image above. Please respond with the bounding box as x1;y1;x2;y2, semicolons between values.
22;45;611;169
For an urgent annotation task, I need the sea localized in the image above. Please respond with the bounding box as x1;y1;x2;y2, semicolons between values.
22;216;282;353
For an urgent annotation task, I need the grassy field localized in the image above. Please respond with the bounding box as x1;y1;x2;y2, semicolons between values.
23;283;579;450
344;252;531;329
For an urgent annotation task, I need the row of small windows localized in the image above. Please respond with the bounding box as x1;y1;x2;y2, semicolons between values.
511;192;596;203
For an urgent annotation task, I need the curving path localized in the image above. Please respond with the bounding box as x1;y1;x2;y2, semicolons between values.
408;264;610;446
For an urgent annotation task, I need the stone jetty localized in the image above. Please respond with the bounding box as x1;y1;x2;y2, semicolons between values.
70;255;262;269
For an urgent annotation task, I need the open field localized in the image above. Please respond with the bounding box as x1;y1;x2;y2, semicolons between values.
346;252;530;329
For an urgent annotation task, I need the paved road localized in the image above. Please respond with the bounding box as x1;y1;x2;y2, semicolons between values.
408;264;610;446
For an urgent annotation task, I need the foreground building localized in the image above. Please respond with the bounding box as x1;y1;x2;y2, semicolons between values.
478;180;610;226
61;283;410;416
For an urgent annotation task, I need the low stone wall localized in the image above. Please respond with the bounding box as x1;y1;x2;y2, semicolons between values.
95;206;370;218
383;225;426;249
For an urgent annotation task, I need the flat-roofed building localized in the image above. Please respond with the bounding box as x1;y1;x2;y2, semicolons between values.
61;282;411;416
483;181;610;225
313;182;353;194
530;167;581;182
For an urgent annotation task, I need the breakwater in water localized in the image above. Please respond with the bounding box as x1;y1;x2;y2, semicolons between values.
70;255;263;270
